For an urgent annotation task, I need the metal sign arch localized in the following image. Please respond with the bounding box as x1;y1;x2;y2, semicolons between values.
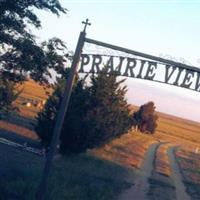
79;39;200;93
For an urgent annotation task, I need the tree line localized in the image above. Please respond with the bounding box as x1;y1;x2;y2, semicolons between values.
36;69;158;154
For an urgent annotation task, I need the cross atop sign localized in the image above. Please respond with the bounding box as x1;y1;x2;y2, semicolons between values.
82;18;91;32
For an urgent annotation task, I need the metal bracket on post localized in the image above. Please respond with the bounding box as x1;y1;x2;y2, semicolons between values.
36;19;91;200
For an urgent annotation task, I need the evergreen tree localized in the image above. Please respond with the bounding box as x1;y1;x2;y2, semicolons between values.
59;77;92;153
36;71;131;153
35;73;91;152
133;101;158;134
83;72;131;148
35;77;64;147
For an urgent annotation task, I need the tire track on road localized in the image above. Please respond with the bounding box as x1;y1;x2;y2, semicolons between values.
167;147;191;200
118;142;160;200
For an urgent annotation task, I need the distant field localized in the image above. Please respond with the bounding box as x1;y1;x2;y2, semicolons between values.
14;79;52;118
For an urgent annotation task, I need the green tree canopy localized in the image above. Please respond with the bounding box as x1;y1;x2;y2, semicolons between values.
0;0;67;115
0;74;22;117
0;0;67;83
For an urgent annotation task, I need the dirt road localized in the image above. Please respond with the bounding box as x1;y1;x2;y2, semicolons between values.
119;143;192;200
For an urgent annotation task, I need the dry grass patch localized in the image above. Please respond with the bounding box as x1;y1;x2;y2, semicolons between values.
0;120;38;140
175;148;200;200
154;143;175;176
157;116;200;144
176;148;200;184
91;131;156;169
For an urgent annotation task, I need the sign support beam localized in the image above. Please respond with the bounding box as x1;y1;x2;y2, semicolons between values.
36;19;90;200
85;38;200;73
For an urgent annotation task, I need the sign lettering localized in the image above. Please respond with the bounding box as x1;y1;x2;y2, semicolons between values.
79;54;200;92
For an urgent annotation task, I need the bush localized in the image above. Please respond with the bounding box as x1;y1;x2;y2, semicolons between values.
0;74;22;118
132;101;158;134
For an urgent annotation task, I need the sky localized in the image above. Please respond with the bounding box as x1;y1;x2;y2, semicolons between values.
33;0;200;122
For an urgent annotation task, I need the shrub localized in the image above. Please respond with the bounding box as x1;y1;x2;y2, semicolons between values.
132;101;158;134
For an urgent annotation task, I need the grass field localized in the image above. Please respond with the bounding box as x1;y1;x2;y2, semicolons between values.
0;143;133;200
0;103;200;199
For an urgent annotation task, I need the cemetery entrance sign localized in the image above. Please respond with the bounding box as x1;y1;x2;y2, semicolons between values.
37;19;200;200
80;40;200;92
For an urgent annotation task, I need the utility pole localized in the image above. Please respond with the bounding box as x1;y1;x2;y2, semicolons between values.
36;19;91;200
